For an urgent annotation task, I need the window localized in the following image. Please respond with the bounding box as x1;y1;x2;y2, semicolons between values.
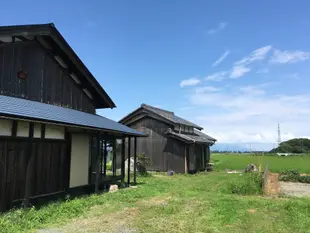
184;126;189;133
175;125;180;132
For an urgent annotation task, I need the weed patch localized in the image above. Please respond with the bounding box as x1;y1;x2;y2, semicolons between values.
220;173;263;195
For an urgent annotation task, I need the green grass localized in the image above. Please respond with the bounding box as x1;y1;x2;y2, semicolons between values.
212;153;310;173
1;154;310;232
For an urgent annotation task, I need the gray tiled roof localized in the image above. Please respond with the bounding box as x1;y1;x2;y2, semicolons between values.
141;104;203;129
166;128;216;145
0;95;145;136
193;129;217;142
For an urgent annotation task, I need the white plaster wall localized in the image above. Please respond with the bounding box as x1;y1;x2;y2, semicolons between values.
17;121;29;137
0;119;12;136
45;125;65;139
34;123;41;138
69;134;90;188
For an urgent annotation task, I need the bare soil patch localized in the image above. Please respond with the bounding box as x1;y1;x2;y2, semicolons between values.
280;182;310;197
264;173;281;196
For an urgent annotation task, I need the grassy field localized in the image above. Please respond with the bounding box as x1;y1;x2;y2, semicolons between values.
212;153;310;173
1;154;310;233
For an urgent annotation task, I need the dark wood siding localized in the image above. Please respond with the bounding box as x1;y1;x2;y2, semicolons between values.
0;139;69;212
0;41;95;113
128;116;186;173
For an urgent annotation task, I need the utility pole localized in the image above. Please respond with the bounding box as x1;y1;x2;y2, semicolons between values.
277;123;281;146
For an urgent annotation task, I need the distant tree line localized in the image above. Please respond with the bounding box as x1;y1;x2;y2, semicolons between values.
270;138;310;154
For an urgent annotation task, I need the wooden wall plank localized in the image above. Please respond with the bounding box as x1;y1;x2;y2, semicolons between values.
127;116;186;173
0;41;95;113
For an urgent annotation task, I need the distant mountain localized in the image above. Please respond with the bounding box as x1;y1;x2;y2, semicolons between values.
211;143;275;152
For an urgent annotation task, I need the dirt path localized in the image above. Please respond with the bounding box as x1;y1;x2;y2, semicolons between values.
280;182;310;197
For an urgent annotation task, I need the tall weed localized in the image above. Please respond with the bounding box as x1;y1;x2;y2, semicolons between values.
221;173;263;195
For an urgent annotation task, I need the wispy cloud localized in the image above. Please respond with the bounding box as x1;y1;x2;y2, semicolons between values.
207;22;227;35
205;71;228;81
230;66;250;78
180;77;201;87
235;45;272;66
195;86;221;93
239;85;265;95
187;83;310;143
269;49;310;64
212;50;230;67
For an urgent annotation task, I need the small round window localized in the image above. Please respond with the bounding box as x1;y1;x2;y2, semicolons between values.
17;71;27;79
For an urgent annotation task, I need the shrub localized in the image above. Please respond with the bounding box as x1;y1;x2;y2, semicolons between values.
279;169;310;183
136;153;151;176
299;176;310;183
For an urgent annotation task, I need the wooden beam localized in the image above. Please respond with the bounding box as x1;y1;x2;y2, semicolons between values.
127;137;131;186
11;120;17;137
23;122;34;208
100;139;103;177
112;139;116;176
121;139;125;183
184;146;188;174
133;137;137;186
103;140;107;176
15;36;30;41
95;133;101;193
41;124;45;139
65;129;72;192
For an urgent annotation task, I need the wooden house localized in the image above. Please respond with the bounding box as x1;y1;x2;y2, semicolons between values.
119;104;216;173
0;24;145;212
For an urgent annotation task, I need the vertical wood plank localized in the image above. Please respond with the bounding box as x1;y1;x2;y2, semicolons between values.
11;120;17;137
95;133;100;194
121;138;125;182
127;137;131;186
103;140;107;177
23;122;34;208
133;137;137;186
112;139;116;176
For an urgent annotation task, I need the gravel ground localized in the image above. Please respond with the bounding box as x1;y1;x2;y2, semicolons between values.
280;181;310;197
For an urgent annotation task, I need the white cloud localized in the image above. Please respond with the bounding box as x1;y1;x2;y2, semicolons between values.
180;78;200;87
239;85;265;95
269;49;310;64
205;46;271;81
230;66;250;78
186;83;310;144
205;71;228;81
212;50;230;67
195;86;221;93
207;22;227;35
235;45;272;66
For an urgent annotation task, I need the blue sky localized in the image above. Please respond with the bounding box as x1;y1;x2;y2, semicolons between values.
2;0;310;146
